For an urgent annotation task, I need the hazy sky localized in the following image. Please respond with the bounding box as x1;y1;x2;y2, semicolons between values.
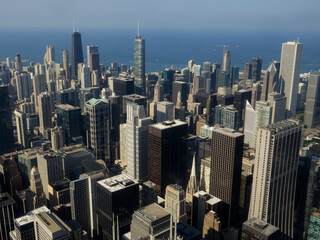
1;0;320;31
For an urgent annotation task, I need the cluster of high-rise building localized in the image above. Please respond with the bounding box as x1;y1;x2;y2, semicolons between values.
0;25;319;240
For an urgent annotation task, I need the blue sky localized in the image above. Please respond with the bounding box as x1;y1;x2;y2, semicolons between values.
1;0;320;31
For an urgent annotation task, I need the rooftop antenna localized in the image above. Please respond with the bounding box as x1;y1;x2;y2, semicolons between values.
297;36;300;43
77;16;79;32
137;20;140;36
73;20;75;32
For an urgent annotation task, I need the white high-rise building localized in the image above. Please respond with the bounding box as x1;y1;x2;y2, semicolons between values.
248;120;303;238
157;101;174;123
15;110;29;148
51;126;64;151
15;72;33;100
78;63;91;88
126;103;151;181
279;41;303;118
44;45;55;64
222;50;231;73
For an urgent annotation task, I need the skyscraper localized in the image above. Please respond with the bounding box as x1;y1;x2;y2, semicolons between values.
32;74;46;112
304;71;320;128
249;120;303;238
96;174;139;240
148;120;188;196
38;91;54;135
210;127;244;227
243;62;252;82
0;85;14;154
134;24;146;95
87;45;99;67
62;50;70;82
78;63;91;88
85;98;110;164
156;101;174;123
37;151;64;200
71;30;83;79
44;45;55;63
0;192;16;240
15;71;33;100
56;104;82;145
126;103;151;181
165;184;187;223
222;50;231;73
279;40;303;118
261;61;280;101
251;57;263;82
70;177;91;237
15;110;29;148
15;53;22;72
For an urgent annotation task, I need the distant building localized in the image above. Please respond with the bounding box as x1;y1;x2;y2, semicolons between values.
156;101;174;123
279;41;303;118
251;57;262;82
134;28;146;95
222;50;231;73
71;31;84;79
304;72;320;128
15;72;32;100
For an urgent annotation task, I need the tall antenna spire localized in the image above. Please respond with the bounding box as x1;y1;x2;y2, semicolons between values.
137;20;140;36
73;20;75;32
77;16;79;32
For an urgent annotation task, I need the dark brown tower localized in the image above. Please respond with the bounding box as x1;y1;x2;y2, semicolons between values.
209;127;244;227
147;120;188;197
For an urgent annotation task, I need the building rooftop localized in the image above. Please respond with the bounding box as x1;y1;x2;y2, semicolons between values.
135;203;170;222
56;104;80;111
213;127;243;138
36;212;62;233
97;174;138;193
243;217;280;237
152;120;187;130
123;94;146;100
86;98;108;106
15;206;50;227
266;119;301;133
0;192;15;207
157;101;174;106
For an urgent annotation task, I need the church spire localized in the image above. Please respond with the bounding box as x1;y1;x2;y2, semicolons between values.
186;154;199;203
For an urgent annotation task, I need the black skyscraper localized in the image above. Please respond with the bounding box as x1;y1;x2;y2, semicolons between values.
71;31;84;79
148;120;188;197
0;86;14;154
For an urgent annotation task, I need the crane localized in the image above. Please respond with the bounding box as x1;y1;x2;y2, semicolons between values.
215;45;230;53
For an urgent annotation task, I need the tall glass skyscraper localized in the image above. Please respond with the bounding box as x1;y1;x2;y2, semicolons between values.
134;26;146;96
71;31;84;80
